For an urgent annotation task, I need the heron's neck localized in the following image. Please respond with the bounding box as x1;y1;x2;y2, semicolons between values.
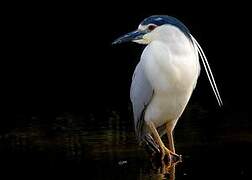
152;25;193;55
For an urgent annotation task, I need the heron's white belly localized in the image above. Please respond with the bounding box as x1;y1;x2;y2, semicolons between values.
143;40;199;128
145;90;192;127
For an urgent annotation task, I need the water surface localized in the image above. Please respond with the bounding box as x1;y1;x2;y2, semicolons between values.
0;108;251;179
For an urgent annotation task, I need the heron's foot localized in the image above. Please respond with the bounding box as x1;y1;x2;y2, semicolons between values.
150;149;182;174
170;151;182;162
160;146;182;164
160;146;171;162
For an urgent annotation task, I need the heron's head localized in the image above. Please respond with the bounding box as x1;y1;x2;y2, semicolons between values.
112;15;190;45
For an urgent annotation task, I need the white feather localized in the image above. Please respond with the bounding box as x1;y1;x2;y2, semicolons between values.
190;35;223;107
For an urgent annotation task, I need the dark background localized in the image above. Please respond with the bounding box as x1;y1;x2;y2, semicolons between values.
2;1;250;120
1;1;251;179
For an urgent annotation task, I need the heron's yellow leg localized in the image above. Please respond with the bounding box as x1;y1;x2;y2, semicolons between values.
166;123;181;159
146;121;173;162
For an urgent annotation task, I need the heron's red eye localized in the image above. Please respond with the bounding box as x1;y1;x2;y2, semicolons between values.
148;24;157;31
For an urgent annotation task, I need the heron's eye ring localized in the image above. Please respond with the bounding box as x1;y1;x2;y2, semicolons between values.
148;24;157;31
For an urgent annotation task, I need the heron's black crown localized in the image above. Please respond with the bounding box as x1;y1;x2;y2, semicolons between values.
141;15;191;39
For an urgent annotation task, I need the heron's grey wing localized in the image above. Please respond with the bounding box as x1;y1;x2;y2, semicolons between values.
130;60;153;136
130;61;159;153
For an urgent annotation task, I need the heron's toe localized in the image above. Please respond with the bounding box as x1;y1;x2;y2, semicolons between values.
160;146;172;163
160;146;182;164
170;152;182;162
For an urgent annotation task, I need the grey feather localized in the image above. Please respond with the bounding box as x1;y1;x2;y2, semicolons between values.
130;60;154;140
130;61;160;154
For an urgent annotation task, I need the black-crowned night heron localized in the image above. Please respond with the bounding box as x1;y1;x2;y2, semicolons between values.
113;15;222;162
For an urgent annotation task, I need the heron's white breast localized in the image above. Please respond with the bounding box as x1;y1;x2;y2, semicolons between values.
142;27;200;127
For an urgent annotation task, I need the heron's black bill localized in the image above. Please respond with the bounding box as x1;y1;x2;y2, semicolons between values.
112;30;144;45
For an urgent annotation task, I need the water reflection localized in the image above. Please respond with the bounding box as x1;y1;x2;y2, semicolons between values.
148;161;177;180
0;109;251;179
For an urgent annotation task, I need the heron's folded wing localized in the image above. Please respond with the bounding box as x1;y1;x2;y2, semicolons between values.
130;60;154;139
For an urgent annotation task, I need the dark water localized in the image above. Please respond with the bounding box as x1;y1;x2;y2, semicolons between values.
0;107;251;179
